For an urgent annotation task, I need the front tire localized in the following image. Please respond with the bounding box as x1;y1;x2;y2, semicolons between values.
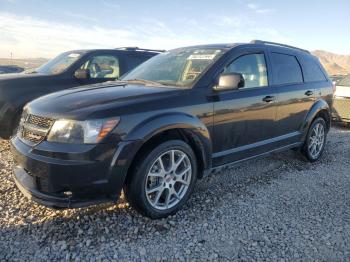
124;140;198;219
301;117;327;162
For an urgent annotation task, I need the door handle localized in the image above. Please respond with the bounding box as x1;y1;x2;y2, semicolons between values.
305;90;314;96
262;96;275;103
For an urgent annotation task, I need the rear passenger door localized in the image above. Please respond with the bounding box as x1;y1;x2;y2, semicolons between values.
270;51;315;144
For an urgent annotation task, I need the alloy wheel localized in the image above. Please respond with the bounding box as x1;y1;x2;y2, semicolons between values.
145;149;192;210
308;123;325;159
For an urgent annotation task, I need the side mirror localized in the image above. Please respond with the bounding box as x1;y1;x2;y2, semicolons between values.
214;73;245;91
74;69;90;79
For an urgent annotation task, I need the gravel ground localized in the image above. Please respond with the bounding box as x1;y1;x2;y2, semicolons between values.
1;125;350;261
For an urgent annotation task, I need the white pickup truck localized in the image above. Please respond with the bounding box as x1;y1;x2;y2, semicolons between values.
333;75;350;123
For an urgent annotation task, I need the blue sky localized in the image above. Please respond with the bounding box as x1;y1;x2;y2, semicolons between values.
0;0;349;58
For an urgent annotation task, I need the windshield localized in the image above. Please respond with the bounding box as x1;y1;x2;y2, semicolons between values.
122;47;225;88
337;75;350;86
35;51;84;75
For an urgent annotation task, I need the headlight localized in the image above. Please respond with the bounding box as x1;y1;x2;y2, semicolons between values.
47;118;120;144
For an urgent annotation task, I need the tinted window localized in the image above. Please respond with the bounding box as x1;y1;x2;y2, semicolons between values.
81;55;120;79
271;53;303;85
127;55;149;71
302;58;327;82
225;54;268;88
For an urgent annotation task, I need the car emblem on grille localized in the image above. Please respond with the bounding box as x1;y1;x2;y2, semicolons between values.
26;132;43;141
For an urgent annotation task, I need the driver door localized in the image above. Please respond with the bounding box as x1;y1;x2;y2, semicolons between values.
212;48;278;167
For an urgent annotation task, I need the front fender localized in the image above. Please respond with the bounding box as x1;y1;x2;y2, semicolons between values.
123;112;212;175
301;99;331;139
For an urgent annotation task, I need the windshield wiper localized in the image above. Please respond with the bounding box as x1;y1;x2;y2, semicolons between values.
25;70;38;74
125;79;166;87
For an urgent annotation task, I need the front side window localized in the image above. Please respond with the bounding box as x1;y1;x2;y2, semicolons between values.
271;53;303;85
225;54;268;88
81;55;120;79
122;48;225;88
36;51;83;75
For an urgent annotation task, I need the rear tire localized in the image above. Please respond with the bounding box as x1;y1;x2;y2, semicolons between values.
301;117;327;162
124;140;198;219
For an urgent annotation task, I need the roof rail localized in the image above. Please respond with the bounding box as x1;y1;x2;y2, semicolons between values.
250;40;310;53
115;47;165;53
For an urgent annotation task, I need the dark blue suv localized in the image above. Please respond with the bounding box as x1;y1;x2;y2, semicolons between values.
11;41;333;218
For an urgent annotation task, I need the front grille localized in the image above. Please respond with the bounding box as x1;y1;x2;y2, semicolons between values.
27;114;54;129
19;113;54;145
333;98;350;120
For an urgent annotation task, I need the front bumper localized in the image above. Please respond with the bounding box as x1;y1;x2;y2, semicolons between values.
332;97;350;122
12;165;110;208
11;136;142;208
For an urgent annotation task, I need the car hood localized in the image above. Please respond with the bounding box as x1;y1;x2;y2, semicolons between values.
0;72;45;80
28;81;182;119
0;72;50;88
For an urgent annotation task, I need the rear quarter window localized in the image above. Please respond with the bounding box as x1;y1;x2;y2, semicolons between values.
270;53;303;85
302;57;327;82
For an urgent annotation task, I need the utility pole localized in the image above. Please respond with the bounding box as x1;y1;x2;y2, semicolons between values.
10;52;13;64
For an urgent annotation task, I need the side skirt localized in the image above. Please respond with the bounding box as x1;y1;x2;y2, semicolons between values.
205;142;303;176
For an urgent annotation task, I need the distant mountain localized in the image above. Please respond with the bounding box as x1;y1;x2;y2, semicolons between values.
0;58;48;70
0;50;350;76
312;50;350;76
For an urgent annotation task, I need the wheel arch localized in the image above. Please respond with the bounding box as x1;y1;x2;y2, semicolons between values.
124;112;212;180
302;99;331;140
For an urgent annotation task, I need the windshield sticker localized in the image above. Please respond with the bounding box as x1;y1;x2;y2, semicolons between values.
187;54;216;60
68;53;81;58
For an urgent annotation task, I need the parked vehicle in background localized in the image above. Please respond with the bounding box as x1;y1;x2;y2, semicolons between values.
0;65;24;74
332;75;350;123
0;47;163;139
11;40;333;218
330;75;346;85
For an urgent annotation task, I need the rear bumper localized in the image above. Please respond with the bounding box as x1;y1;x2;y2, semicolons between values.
332;97;350;122
11;136;142;208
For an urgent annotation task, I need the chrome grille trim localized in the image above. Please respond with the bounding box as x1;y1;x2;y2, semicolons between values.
27;114;54;129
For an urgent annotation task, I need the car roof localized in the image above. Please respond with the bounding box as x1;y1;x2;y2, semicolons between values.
169;40;311;56
66;48;164;55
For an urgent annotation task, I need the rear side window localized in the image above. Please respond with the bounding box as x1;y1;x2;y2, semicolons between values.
271;53;303;85
302;58;327;82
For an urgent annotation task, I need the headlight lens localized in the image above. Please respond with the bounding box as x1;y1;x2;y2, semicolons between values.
47;118;120;144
